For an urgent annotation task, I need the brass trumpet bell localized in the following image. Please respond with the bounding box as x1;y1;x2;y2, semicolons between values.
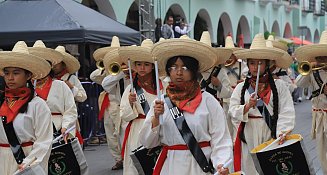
108;62;121;75
224;57;237;67
96;61;105;70
298;61;327;75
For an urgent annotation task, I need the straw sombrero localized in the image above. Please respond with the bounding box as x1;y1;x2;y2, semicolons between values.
103;48;122;74
152;35;217;73
200;31;233;65
55;46;80;74
28;40;63;66
0;41;51;79
266;40;293;68
119;39;154;64
295;30;327;62
234;33;287;68
225;36;244;51
267;35;288;51
93;36;120;62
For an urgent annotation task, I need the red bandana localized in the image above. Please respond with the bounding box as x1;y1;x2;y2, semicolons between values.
55;69;69;80
137;72;163;95
35;76;53;100
0;87;31;123
166;80;202;113
250;74;271;104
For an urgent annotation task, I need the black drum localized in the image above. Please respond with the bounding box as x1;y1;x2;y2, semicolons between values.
130;146;162;175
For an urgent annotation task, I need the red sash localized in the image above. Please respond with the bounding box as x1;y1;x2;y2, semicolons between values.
234;122;245;172
153;141;210;175
121;114;146;158
98;92;110;120
35;77;53;101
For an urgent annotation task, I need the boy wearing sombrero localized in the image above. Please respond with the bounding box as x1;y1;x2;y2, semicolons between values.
29;40;78;143
0;41;53;174
91;36;128;170
230;34;295;174
53;46;87;103
295;30;327;174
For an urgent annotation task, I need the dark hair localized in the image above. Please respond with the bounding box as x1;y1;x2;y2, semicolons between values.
19;70;35;114
165;56;199;80
45;60;55;78
155;18;162;26
239;61;279;142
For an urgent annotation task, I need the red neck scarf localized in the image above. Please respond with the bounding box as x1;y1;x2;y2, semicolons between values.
55;69;69;80
35;76;53;101
250;74;271;104
137;72;163;95
166;80;202;113
0;87;31;123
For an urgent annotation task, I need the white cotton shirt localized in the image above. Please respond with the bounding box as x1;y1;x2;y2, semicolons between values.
0;96;53;174
139;92;233;175
45;80;77;132
60;73;87;103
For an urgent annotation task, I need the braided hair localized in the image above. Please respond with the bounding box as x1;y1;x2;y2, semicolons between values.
239;60;279;143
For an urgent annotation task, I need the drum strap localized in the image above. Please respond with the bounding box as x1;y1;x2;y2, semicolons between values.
164;95;215;174
1;116;26;164
311;70;327;99
133;78;150;115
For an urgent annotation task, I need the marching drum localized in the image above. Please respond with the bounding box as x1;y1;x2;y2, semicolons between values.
130;146;162;175
48;138;89;175
251;134;314;175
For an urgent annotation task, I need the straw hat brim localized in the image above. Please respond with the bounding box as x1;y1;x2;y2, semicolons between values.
152;39;216;75
271;40;288;51
0;52;51;79
215;48;233;65
93;47;118;62
59;52;80;74
119;46;153;64
234;49;289;68
294;44;327;62
28;47;63;66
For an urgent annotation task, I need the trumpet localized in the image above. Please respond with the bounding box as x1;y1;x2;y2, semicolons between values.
108;62;129;75
96;60;105;70
298;61;327;75
224;56;237;67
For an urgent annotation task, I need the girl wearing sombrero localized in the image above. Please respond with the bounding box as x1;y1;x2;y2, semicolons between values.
29;40;78;143
230;34;295;174
295;30;327;174
0;41;53;174
53;46;87;103
139;35;233;175
119;39;165;175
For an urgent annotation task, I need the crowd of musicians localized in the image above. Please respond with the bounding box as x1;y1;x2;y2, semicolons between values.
0;29;326;175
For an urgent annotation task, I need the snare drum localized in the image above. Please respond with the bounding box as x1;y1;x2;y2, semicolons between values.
251;134;314;175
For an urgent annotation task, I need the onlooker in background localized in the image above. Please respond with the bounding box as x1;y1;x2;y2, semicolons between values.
161;16;174;39
174;17;192;38
155;18;162;42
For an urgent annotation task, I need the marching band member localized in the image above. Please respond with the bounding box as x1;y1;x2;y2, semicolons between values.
119;39;164;175
29;40;78;141
140;35;233;175
53;46;87;103
91;36;126;170
199;32;234;141
230;34;295;174
0;41;53;174
267;35;295;94
222;36;248;142
295;30;327;174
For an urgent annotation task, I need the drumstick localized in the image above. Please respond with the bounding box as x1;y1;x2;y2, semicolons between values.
254;61;261;99
223;159;233;169
52;125;76;143
154;58;163;125
260;130;292;152
13;157;37;175
128;58;134;94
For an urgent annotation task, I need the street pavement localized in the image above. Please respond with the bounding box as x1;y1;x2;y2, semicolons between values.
84;100;323;175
